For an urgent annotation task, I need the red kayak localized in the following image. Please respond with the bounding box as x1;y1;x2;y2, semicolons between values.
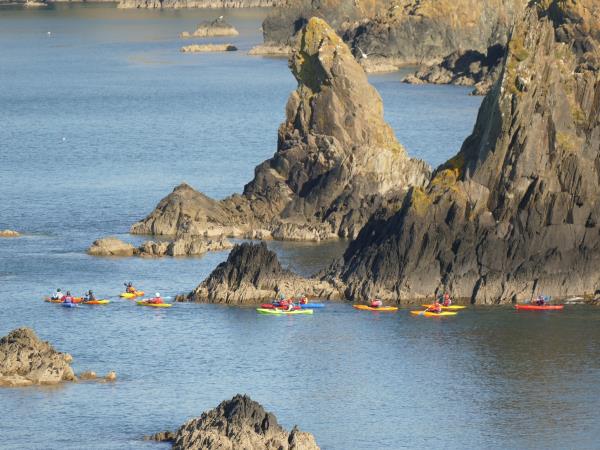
260;303;300;310
515;304;564;311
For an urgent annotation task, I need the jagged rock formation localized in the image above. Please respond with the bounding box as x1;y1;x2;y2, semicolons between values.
263;0;524;68
185;242;340;304
0;229;20;238
330;0;600;304
118;0;285;8
88;236;232;257
180;18;239;38
0;328;76;387
181;44;238;53
147;394;319;450
132;18;429;241
403;44;506;95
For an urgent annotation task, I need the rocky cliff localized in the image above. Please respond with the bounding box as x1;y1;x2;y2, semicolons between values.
263;0;524;68
88;236;232;257
147;394;319;449
132;18;429;241
330;0;600;304
185;242;340;304
0;328;76;387
118;0;284;8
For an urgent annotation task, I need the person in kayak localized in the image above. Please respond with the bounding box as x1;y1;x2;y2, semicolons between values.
370;299;383;308
125;282;136;294
299;295;308;305
442;293;452;307
63;291;74;304
533;295;546;306
286;299;296;311
148;293;163;305
83;290;96;303
51;288;64;301
426;300;443;314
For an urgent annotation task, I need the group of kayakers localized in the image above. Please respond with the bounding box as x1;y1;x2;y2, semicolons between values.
48;282;165;305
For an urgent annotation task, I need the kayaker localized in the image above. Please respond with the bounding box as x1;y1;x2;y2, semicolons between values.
63;291;74;304
83;290;96;302
370;299;383;308
442;293;452;307
125;282;136;294
534;295;546;306
299;296;308;305
51;288;64;301
427;300;442;314
149;293;163;305
286;300;295;311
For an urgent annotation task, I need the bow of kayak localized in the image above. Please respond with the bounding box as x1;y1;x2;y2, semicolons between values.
353;305;398;312
81;299;110;305
410;310;457;317
515;304;564;310
256;308;313;315
120;291;144;299
300;303;325;309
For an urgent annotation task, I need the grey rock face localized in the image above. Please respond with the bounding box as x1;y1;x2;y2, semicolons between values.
131;18;429;241
331;0;600;304
188;242;341;304
0;328;76;387
151;394;320;450
403;44;506;95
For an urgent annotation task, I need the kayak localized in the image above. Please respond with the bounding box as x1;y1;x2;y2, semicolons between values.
81;300;110;305
61;302;78;308
300;303;325;309
515;304;564;311
120;291;144;299
422;304;467;311
259;303;301;310
45;297;83;303
410;310;457;317
256;308;313;315
136;301;172;308
353;305;398;312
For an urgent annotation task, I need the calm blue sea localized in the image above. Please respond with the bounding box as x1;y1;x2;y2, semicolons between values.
1;4;599;450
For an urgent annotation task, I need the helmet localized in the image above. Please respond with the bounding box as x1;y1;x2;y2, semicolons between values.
66;291;71;295
155;292;160;297
57;288;61;292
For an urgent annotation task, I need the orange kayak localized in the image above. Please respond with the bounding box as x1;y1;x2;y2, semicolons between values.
515;304;564;311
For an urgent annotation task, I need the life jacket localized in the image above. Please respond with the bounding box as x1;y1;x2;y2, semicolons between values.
64;296;73;303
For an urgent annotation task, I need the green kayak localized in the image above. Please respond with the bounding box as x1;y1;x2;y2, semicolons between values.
256;308;314;315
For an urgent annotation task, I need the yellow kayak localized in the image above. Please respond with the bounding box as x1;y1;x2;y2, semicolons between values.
256;308;313;315
411;310;457;317
120;291;144;299
422;304;466;311
81;299;110;305
353;305;398;312
137;301;171;308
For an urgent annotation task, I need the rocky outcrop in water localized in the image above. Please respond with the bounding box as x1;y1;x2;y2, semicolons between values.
132;18;429;242
0;229;20;238
403;44;506;95
185;242;340;304
329;0;600;304
0;328;75;387
118;0;284;8
263;0;524;67
181;44;238;53
180;18;239;38
147;394;319;450
88;236;232;257
248;43;292;56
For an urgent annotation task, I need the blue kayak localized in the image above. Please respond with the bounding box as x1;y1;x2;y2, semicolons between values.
61;302;78;308
300;303;325;309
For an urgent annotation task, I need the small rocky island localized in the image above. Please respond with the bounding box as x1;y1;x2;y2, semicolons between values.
87;236;232;257
0;328;115;387
181;242;341;304
180;18;239;38
181;44;237;53
132;17;430;242
147;394;319;450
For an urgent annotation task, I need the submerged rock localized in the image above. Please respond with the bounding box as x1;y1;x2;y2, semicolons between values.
403;44;506;95
132;18;429;241
0;229;20;238
181;44;238;53
330;0;600;304
88;236;232;258
248;43;292;56
147;394;319;450
187;242;340;304
0;328;76;387
180;18;239;38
